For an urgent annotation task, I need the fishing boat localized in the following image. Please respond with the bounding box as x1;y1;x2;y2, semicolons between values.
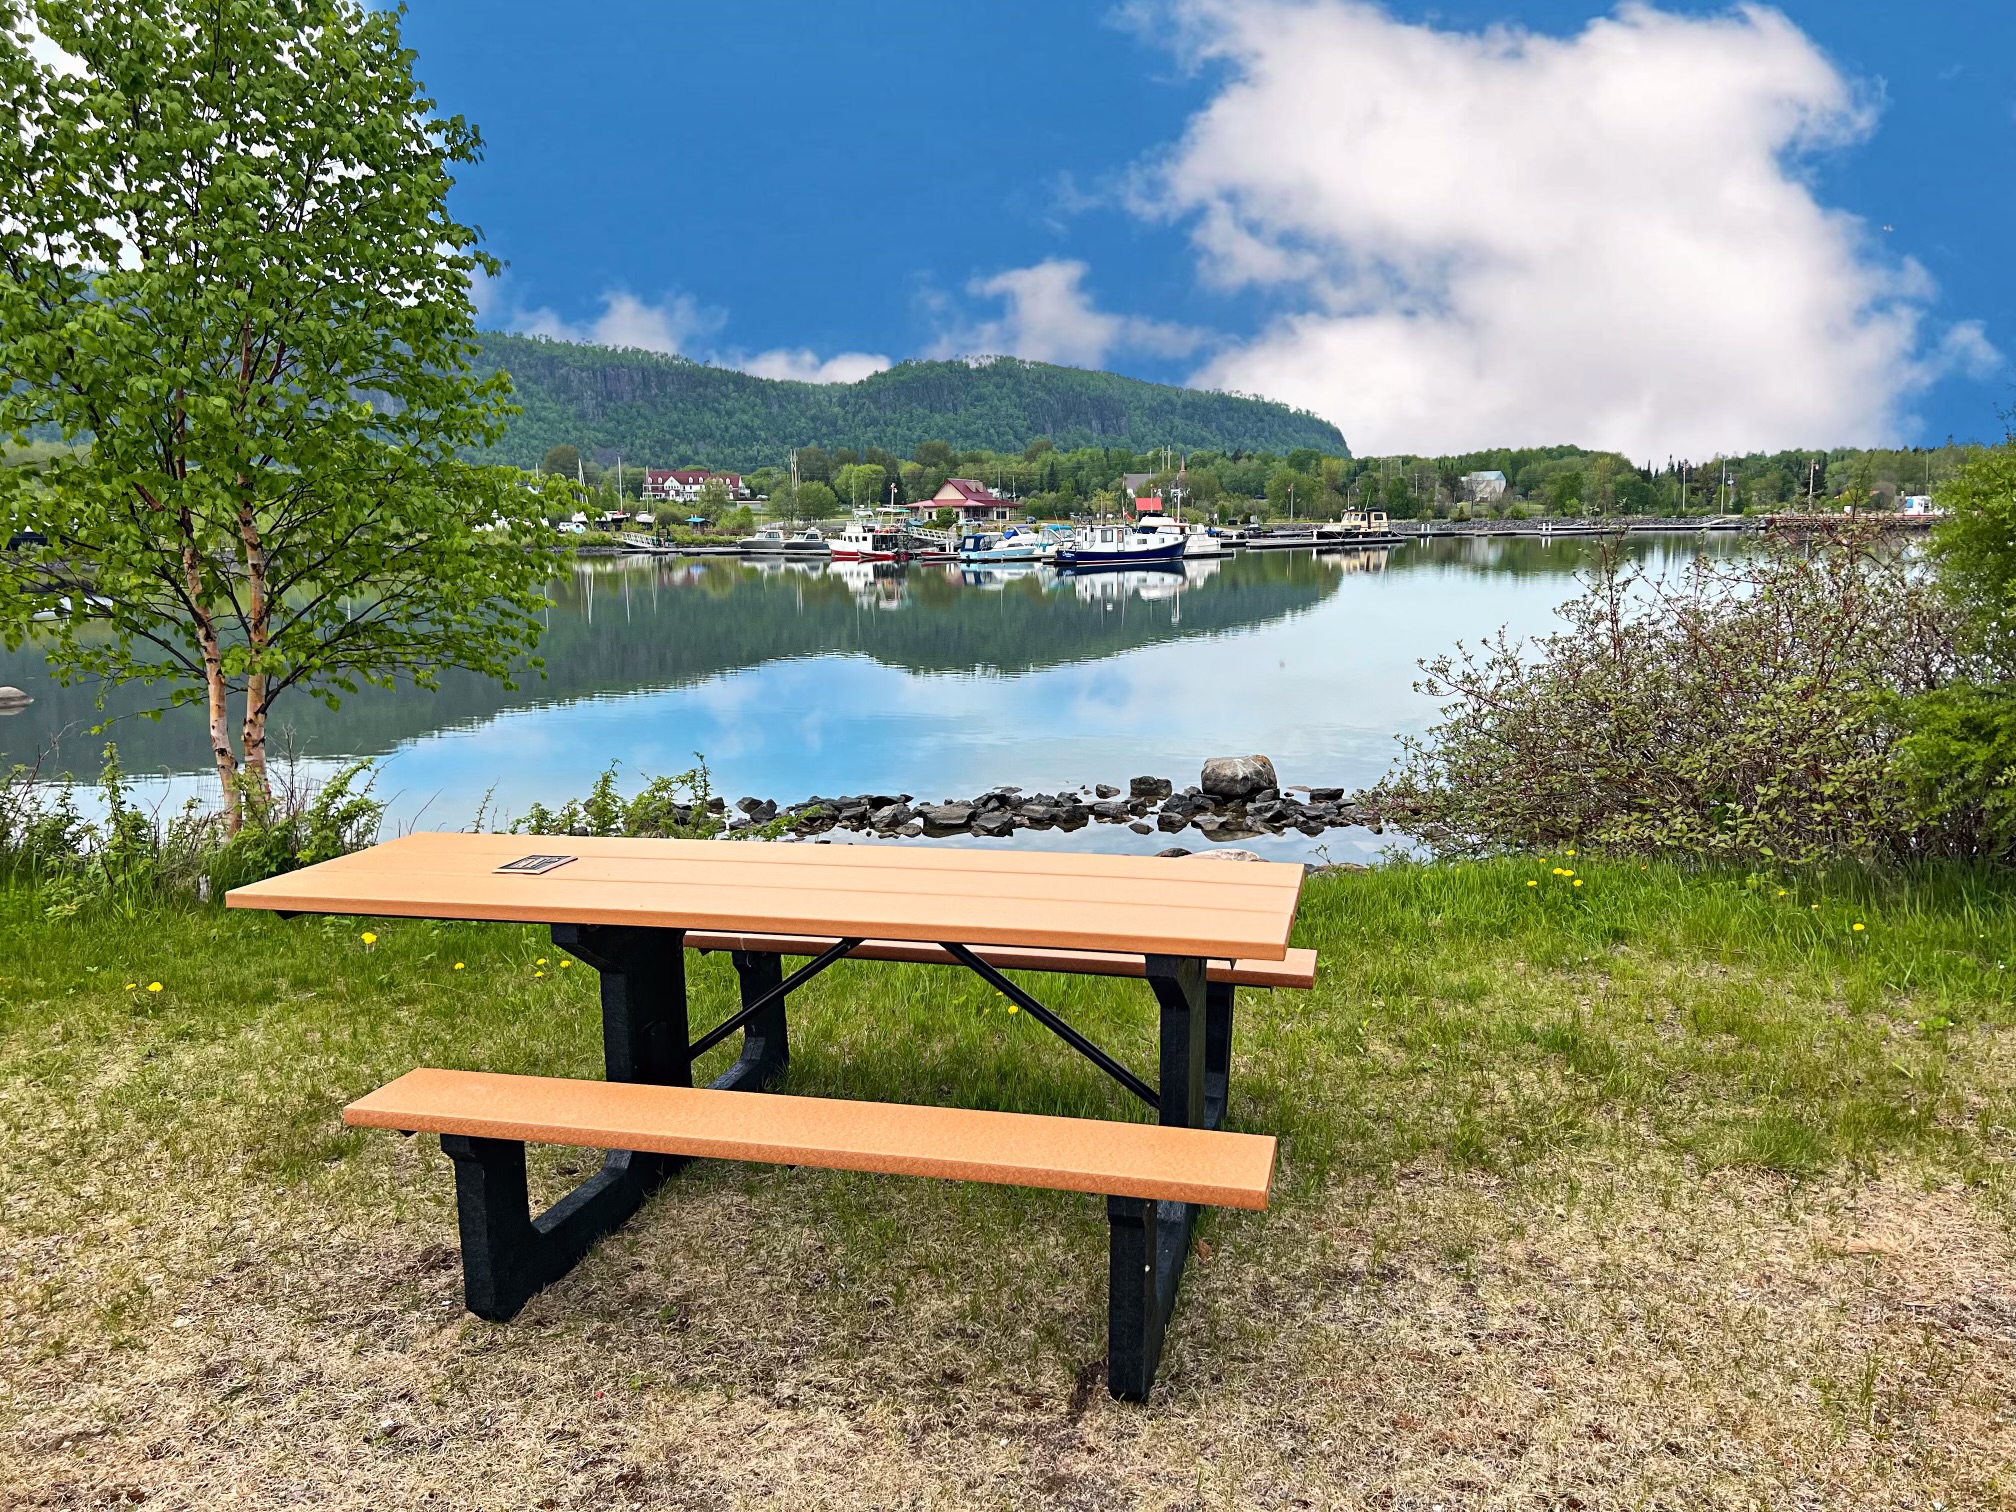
955;523;1054;564
1053;523;1186;571
783;527;830;555
829;519;909;562
736;526;790;553
1315;510;1404;548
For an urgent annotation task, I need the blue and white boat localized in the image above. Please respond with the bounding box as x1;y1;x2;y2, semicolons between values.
1053;522;1187;571
954;523;1058;564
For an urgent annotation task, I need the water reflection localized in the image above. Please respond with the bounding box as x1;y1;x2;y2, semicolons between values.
0;534;1750;856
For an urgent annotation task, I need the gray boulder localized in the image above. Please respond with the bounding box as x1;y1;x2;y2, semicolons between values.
1155;847;1193;858
1095;783;1121;799
1090;799;1131;821
1185;848;1268;863
918;802;974;828
1128;821;1153;835
1200;755;1279;800
973;810;1016;836
1156;810;1189;833
0;686;29;710
1129;775;1173;801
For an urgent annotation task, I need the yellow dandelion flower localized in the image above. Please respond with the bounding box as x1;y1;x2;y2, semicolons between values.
1562;869;1574;878
1526;880;1538;888
1777;890;1787;898
534;970;546;978
124;982;136;990
146;982;162;993
360;931;377;945
559;960;572;969
1007;1003;1019;1014
535;957;547;966
453;962;465;971
1572;879;1584;888
1852;923;1865;933
1565;849;1576;857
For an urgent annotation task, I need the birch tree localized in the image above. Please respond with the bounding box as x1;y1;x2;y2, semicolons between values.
0;0;553;824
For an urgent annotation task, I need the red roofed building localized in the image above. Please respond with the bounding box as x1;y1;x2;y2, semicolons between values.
924;477;1017;524
641;469;748;503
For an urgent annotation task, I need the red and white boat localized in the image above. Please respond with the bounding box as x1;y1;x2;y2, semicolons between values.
829;520;909;562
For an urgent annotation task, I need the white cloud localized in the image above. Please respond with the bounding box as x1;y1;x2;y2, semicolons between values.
1134;0;2002;455
930;258;1206;368
474;274;882;381
736;348;891;384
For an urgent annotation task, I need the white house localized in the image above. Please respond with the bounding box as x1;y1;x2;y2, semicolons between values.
640;469;750;504
1461;470;1508;503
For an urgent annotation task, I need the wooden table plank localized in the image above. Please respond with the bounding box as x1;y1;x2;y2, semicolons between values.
227;832;1305;960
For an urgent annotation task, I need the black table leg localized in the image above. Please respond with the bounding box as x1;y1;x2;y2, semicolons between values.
1106;954;1212;1400
436;925;690;1320
721;950;790;1090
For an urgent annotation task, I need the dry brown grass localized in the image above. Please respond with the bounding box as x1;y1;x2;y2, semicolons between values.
8;1151;2015;1509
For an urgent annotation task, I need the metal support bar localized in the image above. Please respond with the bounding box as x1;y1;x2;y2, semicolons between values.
941;942;1159;1111
688;936;862;1061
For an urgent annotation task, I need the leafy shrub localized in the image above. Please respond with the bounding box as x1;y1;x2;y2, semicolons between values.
1;746;385;914
1375;526;1963;864
512;760;725;839
1890;442;2016;858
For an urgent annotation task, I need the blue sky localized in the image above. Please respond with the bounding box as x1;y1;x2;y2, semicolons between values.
405;1;2014;457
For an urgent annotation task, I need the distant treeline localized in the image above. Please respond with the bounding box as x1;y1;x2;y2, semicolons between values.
471;334;1347;469
542;435;1984;523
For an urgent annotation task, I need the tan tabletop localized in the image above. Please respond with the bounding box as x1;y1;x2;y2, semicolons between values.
227;832;1306;961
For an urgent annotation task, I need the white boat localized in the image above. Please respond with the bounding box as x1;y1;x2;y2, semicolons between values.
737;527;790;553
830;519;909;562
1134;518;1229;558
784;527;830;555
955;524;1054;563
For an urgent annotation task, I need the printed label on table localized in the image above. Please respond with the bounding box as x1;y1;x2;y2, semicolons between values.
495;854;577;875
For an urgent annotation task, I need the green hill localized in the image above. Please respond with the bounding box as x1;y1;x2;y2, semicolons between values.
472;333;1347;468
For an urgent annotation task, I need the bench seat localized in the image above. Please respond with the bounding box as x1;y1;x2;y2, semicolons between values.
347;1068;1275;1209
682;931;1318;991
347;1068;1278;1399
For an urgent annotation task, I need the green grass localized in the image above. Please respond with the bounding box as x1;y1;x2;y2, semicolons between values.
6;856;2016;1506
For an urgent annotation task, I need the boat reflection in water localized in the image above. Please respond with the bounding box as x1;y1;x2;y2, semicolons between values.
827;557;912;610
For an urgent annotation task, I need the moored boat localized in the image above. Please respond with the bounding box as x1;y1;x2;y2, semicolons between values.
955;523;1054;564
830;520;910;562
1053;523;1187;570
737;526;790;553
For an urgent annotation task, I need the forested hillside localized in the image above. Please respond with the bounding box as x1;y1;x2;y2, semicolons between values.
471;334;1347;468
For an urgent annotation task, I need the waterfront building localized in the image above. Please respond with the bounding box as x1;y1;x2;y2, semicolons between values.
641;469;750;503
923;477;1018;524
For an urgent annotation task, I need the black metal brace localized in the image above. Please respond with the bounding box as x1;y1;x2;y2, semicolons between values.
940;942;1160;1110
688;936;862;1060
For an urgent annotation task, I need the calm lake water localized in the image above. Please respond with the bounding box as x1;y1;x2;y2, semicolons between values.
0;535;1748;862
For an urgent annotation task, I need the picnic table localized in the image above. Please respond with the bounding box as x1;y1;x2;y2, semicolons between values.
228;832;1313;1399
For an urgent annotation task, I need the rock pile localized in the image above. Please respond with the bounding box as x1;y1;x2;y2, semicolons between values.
767;758;1376;843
